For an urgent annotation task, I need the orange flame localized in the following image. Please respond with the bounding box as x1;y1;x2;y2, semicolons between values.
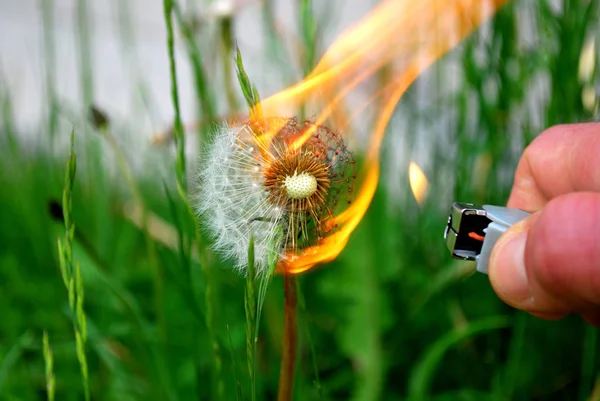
409;162;429;205
257;0;509;274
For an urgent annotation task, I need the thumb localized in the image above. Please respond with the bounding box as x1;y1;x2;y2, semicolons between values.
488;192;600;323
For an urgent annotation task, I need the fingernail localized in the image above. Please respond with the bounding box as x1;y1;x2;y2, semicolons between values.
489;227;532;306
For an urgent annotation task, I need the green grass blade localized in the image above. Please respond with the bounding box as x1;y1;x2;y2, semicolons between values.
297;278;322;399
299;0;316;75
162;180;206;325
219;17;240;112
40;0;59;141
0;331;34;393
579;324;598;400
172;1;217;143
498;313;527;399
227;324;244;401
57;132;91;401
162;0;187;193
408;316;511;401
235;47;262;119
76;0;93;108
73;234;177;400
42;331;55;401
245;235;257;400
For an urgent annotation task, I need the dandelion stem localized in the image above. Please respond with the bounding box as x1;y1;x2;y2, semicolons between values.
277;274;298;401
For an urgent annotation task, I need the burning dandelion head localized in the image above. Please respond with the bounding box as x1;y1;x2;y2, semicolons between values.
194;117;355;276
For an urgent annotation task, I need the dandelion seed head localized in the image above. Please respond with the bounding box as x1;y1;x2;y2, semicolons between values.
194;117;355;276
284;172;318;199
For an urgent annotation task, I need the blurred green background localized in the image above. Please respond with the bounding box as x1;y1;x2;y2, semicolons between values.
1;0;599;400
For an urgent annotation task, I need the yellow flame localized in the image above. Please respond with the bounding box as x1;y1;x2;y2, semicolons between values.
255;0;509;274
409;162;429;205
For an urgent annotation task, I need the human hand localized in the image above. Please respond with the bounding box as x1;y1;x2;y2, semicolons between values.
488;123;600;326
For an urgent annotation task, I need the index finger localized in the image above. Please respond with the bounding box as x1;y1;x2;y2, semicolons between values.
507;123;600;211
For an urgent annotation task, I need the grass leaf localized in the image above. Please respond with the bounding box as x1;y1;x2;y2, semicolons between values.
235;47;263;119
245;235;257;400
42;331;55;401
408;316;512;401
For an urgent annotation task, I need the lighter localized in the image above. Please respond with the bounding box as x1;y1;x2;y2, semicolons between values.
444;203;531;274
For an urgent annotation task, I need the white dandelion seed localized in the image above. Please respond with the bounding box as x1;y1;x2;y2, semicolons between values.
193;118;356;276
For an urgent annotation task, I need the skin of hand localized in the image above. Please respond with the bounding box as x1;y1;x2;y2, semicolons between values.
488;123;600;326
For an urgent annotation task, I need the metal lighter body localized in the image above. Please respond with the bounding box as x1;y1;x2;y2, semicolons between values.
444;203;531;274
